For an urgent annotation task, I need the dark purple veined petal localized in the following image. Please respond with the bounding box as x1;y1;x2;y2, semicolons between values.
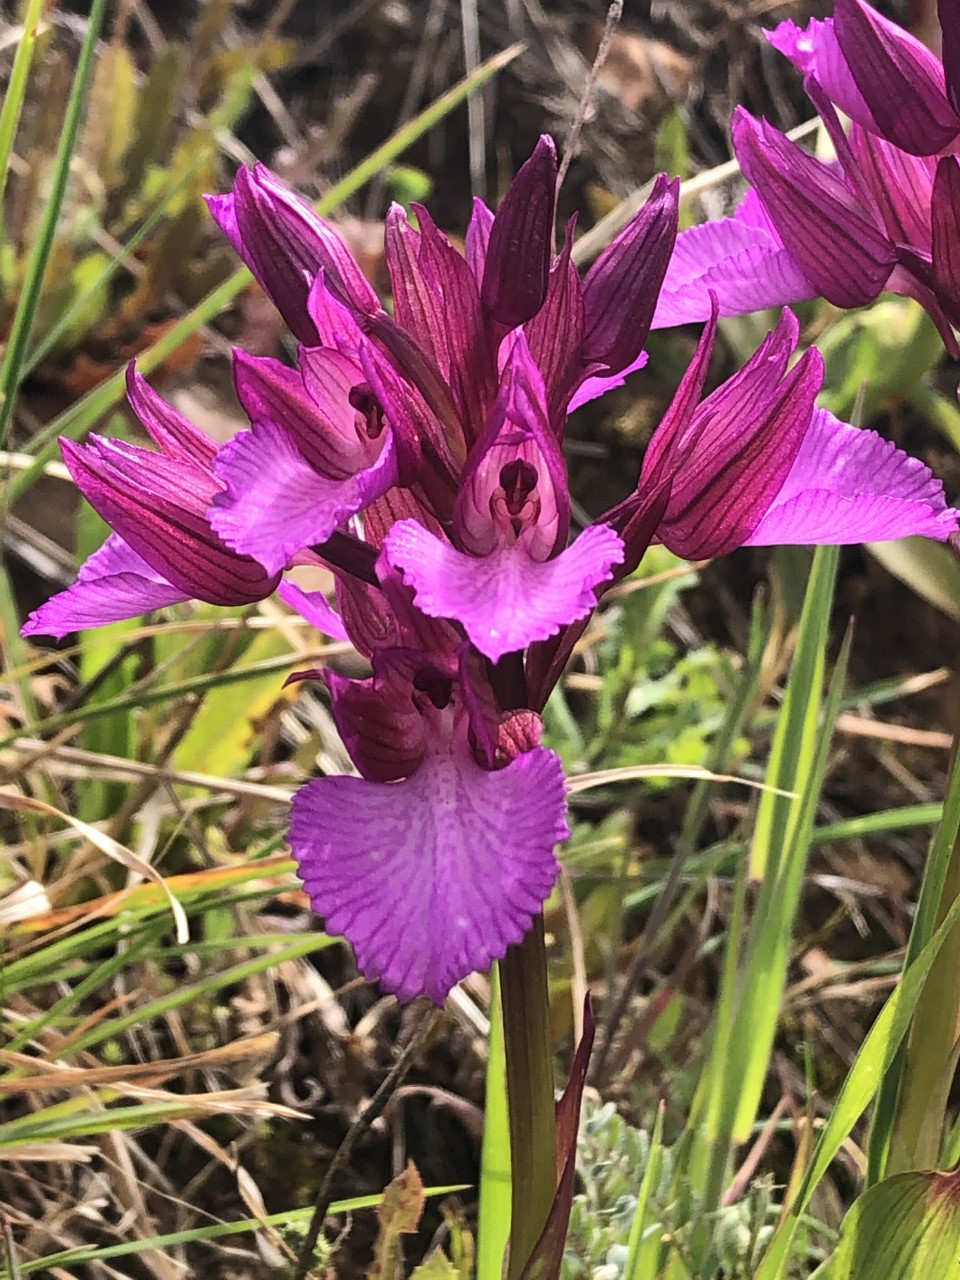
941;0;960;116
932;157;960;325
524;221;586;426
848;124;937;249
61;436;280;606
580;174;679;373
126;364;217;467
480;135;557;329
207;165;381;343
733;108;896;308
323;658;428;783
834;0;960;155
643;309;826;558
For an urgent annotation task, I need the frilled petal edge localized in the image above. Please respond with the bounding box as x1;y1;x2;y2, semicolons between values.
290;743;568;1004
382;520;624;662
744;407;958;545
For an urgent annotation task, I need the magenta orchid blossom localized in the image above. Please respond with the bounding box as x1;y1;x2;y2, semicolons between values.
653;0;960;354
23;137;958;1004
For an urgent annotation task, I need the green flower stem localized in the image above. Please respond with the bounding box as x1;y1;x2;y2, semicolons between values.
501;913;557;1280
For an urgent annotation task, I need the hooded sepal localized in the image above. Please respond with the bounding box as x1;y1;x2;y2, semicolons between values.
61;431;280;607
941;0;960;116
480;135;557;329
523;221;586;426
833;0;960;155
645;309;824;558
732;108;896;308
580;174;679;374
206;164;381;343
381;335;623;660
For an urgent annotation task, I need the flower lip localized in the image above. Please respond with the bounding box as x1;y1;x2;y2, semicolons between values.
289;680;568;1004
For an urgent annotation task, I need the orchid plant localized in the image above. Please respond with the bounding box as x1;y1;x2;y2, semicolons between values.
22;64;960;1269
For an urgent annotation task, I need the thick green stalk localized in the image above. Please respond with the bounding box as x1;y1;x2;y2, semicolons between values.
501;915;557;1279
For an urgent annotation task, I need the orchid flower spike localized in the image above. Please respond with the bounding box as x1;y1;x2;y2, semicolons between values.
23;141;958;1007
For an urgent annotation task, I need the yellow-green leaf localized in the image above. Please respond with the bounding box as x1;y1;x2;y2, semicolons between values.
171;621;297;779
814;1166;960;1278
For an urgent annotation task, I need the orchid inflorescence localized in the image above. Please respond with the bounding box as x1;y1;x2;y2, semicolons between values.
24;12;960;1003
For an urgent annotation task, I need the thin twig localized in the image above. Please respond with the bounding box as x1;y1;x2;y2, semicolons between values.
293;1005;442;1280
557;0;622;195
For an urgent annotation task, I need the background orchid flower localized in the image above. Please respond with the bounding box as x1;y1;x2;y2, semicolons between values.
768;0;960;157
653;0;960;351
23;367;280;639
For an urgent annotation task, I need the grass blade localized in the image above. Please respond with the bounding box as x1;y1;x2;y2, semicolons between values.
14;1188;468;1275
0;0;46;223
623;1103;666;1280
0;0;110;448
868;740;960;1181
732;546;841;1141
756;855;960;1279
